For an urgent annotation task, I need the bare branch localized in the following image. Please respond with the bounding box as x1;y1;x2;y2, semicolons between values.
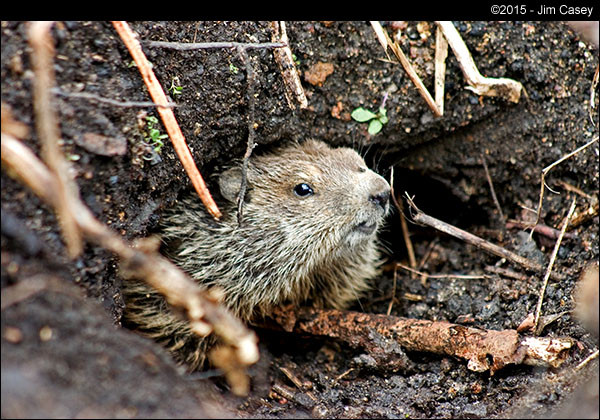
111;21;222;220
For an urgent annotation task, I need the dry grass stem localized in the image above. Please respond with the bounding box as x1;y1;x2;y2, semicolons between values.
481;153;505;223
532;198;577;334
396;263;489;280
390;166;417;276
532;135;598;233
436;21;523;103
28;21;83;258
111;21;222;220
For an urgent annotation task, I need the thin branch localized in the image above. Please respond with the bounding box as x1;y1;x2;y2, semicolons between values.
434;25;448;113
405;193;565;281
1;132;258;395
144;40;286;51
28;21;83;258
436;21;523;103
532;198;577;334
269;21;308;110
396;263;489;280
390;166;417;276
575;349;599;371
111;21;222;220
52;88;177;108
532;135;598;233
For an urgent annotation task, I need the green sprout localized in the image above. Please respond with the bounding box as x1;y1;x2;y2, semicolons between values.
229;62;239;74
168;78;183;95
144;115;168;155
351;106;389;135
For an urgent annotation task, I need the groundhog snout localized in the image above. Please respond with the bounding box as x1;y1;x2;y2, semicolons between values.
369;190;390;210
365;176;391;213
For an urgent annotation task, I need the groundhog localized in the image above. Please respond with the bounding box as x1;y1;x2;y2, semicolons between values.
122;139;391;370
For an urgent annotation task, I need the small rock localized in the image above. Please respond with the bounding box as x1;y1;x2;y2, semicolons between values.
75;132;127;156
304;62;334;87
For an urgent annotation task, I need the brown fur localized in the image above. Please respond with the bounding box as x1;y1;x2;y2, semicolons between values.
121;140;391;370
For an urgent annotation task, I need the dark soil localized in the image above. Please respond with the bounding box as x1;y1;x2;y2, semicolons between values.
2;21;598;418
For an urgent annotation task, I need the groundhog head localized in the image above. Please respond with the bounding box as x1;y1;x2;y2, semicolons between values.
218;140;391;254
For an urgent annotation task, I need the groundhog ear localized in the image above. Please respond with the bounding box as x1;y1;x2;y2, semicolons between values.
218;167;243;203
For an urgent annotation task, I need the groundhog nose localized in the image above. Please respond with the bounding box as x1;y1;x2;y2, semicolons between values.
369;190;390;210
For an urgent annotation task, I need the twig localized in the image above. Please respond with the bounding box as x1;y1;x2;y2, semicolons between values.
111;21;222;220
436;21;523;103
532;198;577;335
235;46;257;226
532;135;598;233
52;88;177;108
575;349;599;371
404;193;565;280
390;166;417;275
434;25;448;113
1;132;258;395
370;21;443;117
506;219;577;240
386;265;398;316
28;21;83;258
590;64;598;125
144;40;286;51
484;265;530;281
269;21;308;110
480;153;505;223
396;263;489;280
267;307;574;374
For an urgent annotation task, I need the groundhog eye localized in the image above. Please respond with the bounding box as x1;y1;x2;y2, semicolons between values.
293;183;314;197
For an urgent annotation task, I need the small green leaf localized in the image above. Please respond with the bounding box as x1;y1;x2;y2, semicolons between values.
368;119;383;135
351;107;377;122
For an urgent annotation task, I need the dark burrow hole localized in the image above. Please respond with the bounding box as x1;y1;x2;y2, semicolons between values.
374;166;492;263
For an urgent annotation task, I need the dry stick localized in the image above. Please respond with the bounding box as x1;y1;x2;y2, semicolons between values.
269;21;308;110
404;194;565;281
532;198;577;335
396;263;489;280
28;21;82;258
235;46;257;226
590;64;598;125
436;21;523;103
1;133;258;395
144;40;286;51
370;21;442;117
480;153;505;223
434;25;448;113
111;21;222;220
575;349;599;371
506;219;577;240
269;307;573;374
532;136;599;233
390;166;417;276
52;88;177;108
